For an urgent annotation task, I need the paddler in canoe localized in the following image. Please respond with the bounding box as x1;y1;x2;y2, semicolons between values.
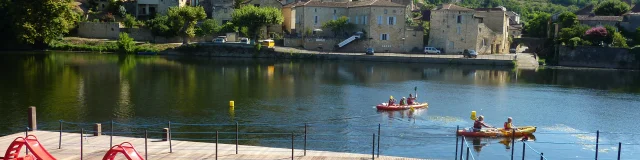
473;115;495;132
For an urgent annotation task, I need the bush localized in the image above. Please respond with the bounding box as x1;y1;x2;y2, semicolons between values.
254;43;262;52
569;37;582;47
123;14;138;28
117;33;136;54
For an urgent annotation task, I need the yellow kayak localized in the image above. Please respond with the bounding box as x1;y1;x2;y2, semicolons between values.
457;126;537;137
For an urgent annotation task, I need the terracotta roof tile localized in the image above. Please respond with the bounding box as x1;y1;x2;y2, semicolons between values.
436;3;473;11
577;15;622;21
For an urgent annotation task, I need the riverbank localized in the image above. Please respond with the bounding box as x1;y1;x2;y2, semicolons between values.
161;43;518;67
47;37;181;53
0;131;423;160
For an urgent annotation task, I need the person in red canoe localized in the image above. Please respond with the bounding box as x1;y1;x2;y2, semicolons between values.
407;94;417;105
473;115;494;132
399;97;407;105
388;96;396;106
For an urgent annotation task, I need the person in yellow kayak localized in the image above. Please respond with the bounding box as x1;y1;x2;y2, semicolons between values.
504;117;517;130
473;115;494;132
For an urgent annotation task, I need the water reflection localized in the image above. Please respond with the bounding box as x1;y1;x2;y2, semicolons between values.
471;135;537;153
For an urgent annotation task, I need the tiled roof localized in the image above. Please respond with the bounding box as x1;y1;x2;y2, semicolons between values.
630;4;640;13
436;3;473;11
575;4;594;15
577;15;622;21
292;0;404;8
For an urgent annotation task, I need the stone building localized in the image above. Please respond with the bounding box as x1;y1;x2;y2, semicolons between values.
283;0;423;53
136;0;189;19
620;5;640;33
428;4;510;54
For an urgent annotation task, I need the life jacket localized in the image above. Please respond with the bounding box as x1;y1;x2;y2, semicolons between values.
473;120;483;129
504;122;512;130
407;98;413;104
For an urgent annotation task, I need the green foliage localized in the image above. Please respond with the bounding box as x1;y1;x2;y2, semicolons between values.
594;0;630;16
123;14;139;28
219;22;238;33
255;43;262;52
146;15;176;37
635;27;640;45
322;16;355;37
423;21;430;45
612;31;628;48
524;12;551;38
103;13;116;22
1;0;79;48
569;37;582;47
167;6;207;44
119;5;127;18
558;25;590;45
117;33;136;54
232;5;283;40
49;41;118;52
195;19;220;37
557;12;578;28
107;0;124;16
240;27;250;37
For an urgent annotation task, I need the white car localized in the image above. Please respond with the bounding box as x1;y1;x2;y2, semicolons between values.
424;47;441;54
213;38;226;43
240;38;250;44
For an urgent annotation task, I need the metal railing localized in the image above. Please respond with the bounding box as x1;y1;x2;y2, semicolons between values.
17;121;638;160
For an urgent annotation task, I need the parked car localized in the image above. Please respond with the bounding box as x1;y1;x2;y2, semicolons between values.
424;47;441;54
240;38;250;44
463;49;478;58
366;47;375;55
509;48;517;54
213;38;226;43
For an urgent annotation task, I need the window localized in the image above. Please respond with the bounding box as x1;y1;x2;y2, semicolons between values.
482;39;487;46
442;18;445;23
224;8;228;13
315;8;317;12
346;17;350;23
333;15;337;20
479;28;481;32
388;17;396;25
355;16;359;24
314;16;318;24
457;26;460;34
377;16;382;24
384;9;387;14
457;15;461;23
333;9;336;14
363;16;367;24
380;34;388;40
449;41;454;49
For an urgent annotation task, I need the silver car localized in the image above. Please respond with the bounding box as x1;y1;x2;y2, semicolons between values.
424;47;441;54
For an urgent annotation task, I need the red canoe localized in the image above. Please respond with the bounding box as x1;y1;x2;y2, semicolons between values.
376;102;428;110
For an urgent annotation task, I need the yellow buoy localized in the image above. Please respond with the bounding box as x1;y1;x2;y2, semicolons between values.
229;101;235;108
470;111;477;120
410;106;415;112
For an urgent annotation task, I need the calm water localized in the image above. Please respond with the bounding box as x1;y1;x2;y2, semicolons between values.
1;52;639;159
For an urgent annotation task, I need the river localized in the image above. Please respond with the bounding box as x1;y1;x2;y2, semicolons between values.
0;52;639;159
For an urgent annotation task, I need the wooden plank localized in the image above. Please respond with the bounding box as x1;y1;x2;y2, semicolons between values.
0;131;433;160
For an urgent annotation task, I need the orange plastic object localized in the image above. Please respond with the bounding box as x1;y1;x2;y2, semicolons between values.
102;142;144;160
3;135;56;160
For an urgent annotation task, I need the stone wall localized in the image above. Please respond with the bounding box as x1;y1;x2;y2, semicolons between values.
558;46;638;69
78;22;121;39
124;28;214;43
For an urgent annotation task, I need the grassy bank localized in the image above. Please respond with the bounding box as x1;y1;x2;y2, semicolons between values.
48;37;181;53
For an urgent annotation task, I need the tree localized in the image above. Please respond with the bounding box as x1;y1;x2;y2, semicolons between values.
322;16;355;37
7;0;80;48
117;33;136;54
146;15;177;38
594;0;630;16
585;27;608;45
558;24;590;45
423;21;430;45
524;12;551;38
231;5;284;41
611;31;628;48
195;19;220;37
557;12;578;28
234;0;244;9
167;6;207;45
123;14;138;28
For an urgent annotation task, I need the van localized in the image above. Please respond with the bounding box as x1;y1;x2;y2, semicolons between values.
424;47;441;54
261;39;275;48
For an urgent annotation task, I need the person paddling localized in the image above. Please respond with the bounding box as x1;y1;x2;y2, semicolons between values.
408;93;417;105
388;96;396;106
399;97;407;106
473;115;493;132
504;117;516;130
